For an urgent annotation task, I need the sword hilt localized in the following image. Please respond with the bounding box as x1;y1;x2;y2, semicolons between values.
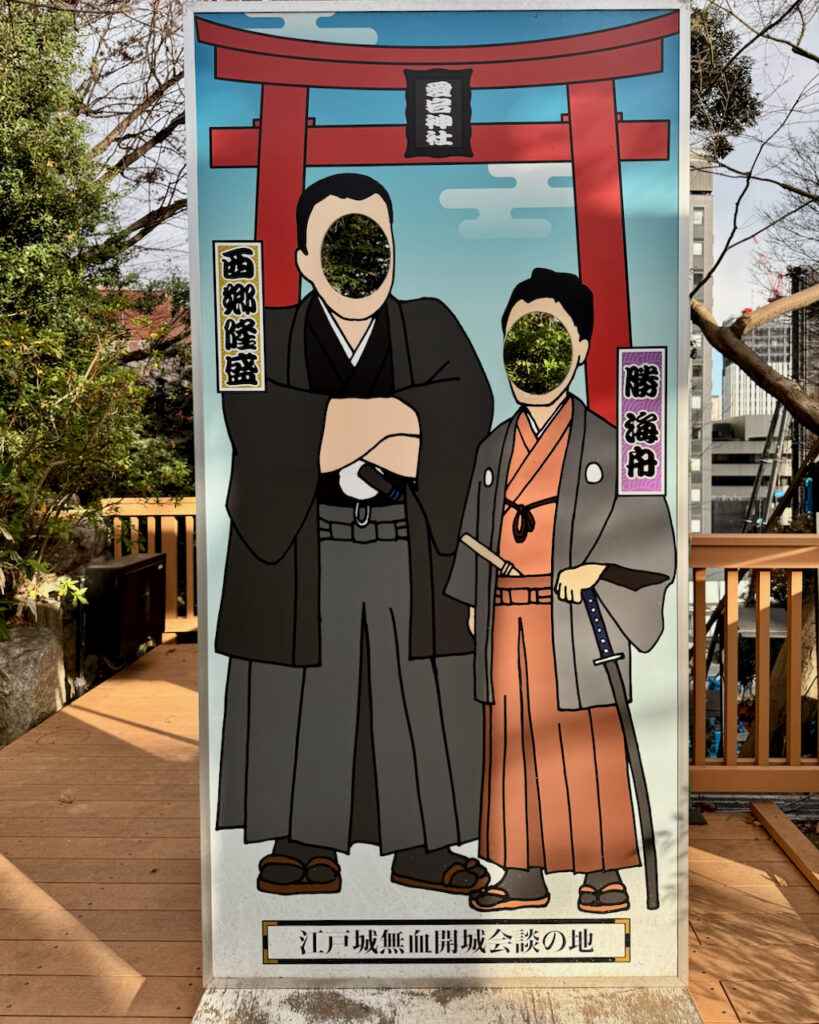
582;588;624;666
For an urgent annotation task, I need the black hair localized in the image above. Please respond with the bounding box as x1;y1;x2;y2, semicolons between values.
296;174;394;252
501;268;594;341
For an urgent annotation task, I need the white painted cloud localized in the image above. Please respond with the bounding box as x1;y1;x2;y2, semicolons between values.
439;163;574;240
244;13;378;45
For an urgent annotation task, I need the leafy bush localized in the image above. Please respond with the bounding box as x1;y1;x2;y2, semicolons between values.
0;7;192;635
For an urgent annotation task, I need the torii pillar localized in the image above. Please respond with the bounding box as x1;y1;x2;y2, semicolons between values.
199;13;678;422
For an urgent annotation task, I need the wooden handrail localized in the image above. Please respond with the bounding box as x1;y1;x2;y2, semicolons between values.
101;497;198;638
690;533;819;793
93;518;819;783
101;497;196;516
691;533;819;569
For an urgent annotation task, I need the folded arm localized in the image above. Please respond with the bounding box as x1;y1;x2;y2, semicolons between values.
319;397;420;474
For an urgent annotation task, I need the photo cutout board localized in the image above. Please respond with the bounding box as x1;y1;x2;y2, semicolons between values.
185;0;690;987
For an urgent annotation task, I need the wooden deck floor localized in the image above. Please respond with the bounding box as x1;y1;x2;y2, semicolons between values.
0;644;817;1023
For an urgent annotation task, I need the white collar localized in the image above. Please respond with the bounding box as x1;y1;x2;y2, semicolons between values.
525;398;568;438
317;295;375;367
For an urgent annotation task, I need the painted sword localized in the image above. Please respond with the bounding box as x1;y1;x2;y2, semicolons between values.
582;587;659;911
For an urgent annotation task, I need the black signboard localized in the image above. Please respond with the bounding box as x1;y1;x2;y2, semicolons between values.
404;68;473;159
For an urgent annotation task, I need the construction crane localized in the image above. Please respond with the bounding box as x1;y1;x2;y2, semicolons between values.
753;237;785;302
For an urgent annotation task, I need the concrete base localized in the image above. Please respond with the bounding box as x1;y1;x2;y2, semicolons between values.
192;986;705;1023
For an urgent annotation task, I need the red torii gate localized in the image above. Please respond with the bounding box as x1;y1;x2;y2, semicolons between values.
198;13;678;421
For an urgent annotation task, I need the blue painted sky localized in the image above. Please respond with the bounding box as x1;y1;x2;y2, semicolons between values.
194;9;680;423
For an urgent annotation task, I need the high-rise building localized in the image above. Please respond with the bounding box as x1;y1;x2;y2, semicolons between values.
722;316;792;418
689;157;714;534
789;266;819;492
710;414;792;531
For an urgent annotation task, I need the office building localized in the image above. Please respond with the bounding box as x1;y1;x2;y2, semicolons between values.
689;157;714;534
722;316;791;419
710;414;791;532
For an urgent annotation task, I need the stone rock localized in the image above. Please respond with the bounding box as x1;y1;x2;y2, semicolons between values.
0;626;66;748
31;598;79;690
48;518;110;576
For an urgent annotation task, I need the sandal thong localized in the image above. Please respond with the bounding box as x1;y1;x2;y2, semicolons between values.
391;856;490;895
469;885;551;913
257;853;342;895
578;881;629;913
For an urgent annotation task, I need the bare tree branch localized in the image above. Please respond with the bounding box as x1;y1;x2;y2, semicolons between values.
714;159;819;202
91;69;182;155
691;285;819;433
104;111;184;180
121;197;187;247
718;0;819;66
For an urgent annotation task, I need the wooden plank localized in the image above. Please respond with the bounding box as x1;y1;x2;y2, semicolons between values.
112;516;123;559
755;569;771;766
686;811;760;834
689;765;819;792
691;858;811;888
0;908;201;942
687;976;740;1022
0;800;198;819
786;570;803;765
722;977;819;1023
690;533;819;569
0;975;202;1018
779;886;819;913
690;941;819;988
185;514;195;621
693;567;707;765
147;514;157;553
0;642;203;1022
5;858;200;883
0;939;202;977
130;515;141;553
102;497;196;516
691;842;789;867
0;837;200;859
0;783;198;801
164;614;199;635
696;860;810;892
0;818;199;838
800;913;819;939
723;569;739;766
0;882;200;912
751;801;819;893
161;514;179;620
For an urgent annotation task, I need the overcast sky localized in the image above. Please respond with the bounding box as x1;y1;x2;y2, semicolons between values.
710;12;819;325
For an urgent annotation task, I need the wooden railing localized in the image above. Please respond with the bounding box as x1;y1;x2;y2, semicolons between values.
101;498;197;638
691;534;819;793
94;508;819;791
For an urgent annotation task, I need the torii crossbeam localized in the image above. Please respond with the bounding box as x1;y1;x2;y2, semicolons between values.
198;13;678;421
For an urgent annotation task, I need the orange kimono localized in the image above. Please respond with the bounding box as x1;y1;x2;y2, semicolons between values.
481;402;641;873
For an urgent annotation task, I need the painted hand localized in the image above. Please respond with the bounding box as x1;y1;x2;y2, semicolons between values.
468;607;475;636
364;434;420;478
556;563;605;603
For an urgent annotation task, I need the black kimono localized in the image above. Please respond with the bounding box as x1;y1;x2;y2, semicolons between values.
215;292;492;852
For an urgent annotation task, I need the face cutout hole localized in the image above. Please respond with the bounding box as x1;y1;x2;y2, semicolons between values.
503;311;574;396
320;214;391;299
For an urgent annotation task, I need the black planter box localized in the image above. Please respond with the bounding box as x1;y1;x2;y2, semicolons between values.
83;553;166;658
